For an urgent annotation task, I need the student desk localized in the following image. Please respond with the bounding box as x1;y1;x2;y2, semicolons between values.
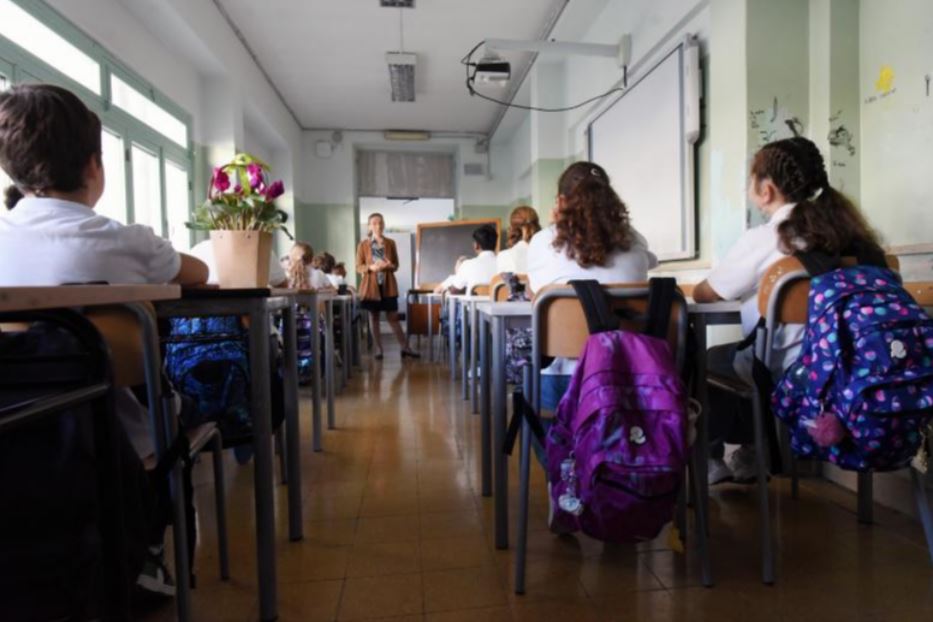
477;300;533;550
455;294;490;408
687;299;743;525
272;289;327;453
313;291;338;431
408;291;444;361
0;285;194;621
447;293;460;378
335;294;353;389
154;287;301;622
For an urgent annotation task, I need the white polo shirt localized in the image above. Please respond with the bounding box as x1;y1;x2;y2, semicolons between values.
0;197;180;285
189;239;287;287
527;225;658;294
496;240;530;274
706;203;804;376
442;250;498;292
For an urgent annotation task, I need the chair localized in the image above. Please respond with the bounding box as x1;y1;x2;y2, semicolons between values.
491;274;529;302
87;305;230;599
708;255;933;584
469;283;491;298
512;282;712;594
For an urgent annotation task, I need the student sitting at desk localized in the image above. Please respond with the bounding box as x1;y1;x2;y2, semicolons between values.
522;161;658;399
692;136;885;484
497;205;541;275
0;83;208;599
433;223;499;294
286;242;334;291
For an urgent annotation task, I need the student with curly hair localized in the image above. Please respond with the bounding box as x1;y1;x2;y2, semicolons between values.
527;161;657;293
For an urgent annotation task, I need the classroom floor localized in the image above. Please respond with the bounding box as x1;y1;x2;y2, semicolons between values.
146;338;933;622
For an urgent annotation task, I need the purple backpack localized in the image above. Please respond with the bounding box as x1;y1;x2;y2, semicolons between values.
545;280;689;542
772;261;933;471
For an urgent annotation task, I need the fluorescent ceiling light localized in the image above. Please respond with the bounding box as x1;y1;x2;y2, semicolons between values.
384;130;430;141
386;52;416;102
380;0;414;7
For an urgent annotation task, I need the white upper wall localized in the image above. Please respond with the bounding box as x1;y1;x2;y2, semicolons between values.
302;131;512;208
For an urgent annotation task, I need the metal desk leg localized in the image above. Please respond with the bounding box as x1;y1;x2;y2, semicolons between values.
471;302;479;414
351;301;361;368
427;295;434;362
449;297;457;379
325;300;336;429
479;313;492;497
248;303;278;621
344;300;352;383
461;301;469;400
693;315;711;530
281;304;303;542
311;301;323;452
492;315;509;549
339;300;349;389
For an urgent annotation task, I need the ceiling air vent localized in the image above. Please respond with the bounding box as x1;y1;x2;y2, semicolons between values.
380;0;413;7
463;163;486;177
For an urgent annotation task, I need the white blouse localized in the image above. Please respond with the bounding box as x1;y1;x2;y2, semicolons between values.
495;240;529;274
526;225;658;294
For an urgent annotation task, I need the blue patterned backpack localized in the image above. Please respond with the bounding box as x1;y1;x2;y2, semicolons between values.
772;260;933;471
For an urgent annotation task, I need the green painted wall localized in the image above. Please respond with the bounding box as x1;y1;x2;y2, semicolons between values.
294;203;357;269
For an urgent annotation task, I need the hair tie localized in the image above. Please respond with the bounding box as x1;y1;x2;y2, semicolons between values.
590;168;601;178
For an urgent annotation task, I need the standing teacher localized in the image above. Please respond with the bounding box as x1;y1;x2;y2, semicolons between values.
357;212;420;360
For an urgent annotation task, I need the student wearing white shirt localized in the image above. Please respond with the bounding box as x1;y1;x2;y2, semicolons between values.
496;205;541;275
693;137;886;484
189;238;288;287
0;83;207;598
526;162;658;295
434;224;499;294
284;242;335;290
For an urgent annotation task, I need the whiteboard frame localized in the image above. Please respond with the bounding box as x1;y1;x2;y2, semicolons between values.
587;36;700;262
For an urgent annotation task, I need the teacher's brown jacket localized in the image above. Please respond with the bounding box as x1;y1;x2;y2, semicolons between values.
356;236;400;301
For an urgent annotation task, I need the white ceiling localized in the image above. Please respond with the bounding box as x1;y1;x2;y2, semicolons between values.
215;0;567;134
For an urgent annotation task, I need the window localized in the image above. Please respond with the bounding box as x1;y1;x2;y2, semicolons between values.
111;74;188;147
0;0;100;94
131;145;162;234
164;159;191;250
97;128;127;223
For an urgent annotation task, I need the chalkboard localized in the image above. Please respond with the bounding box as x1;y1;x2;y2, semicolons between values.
415;219;501;287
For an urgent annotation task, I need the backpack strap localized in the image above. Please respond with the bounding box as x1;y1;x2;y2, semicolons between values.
644;277;677;340
503;387;547;456
569;280;617;334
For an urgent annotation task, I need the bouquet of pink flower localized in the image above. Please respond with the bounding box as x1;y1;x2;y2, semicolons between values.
187;152;291;237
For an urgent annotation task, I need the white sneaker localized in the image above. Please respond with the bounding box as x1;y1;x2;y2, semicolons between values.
728;444;760;484
707;458;733;486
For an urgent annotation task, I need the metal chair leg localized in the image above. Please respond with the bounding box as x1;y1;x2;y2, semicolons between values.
275;428;287;486
857;472;874;524
515;365;533;594
211;434;230;581
910;469;933;565
751;395;774;585
690;448;714;587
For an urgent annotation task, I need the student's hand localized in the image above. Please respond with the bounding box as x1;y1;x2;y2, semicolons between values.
692;280;724;303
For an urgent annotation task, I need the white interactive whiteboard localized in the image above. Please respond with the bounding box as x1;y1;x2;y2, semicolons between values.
588;38;700;261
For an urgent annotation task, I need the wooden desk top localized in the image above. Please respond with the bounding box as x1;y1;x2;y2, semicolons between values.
0;284;181;312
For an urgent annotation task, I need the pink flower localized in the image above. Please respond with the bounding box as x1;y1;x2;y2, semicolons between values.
212;167;230;192
234;183;243;195
264;179;285;200
247;162;264;190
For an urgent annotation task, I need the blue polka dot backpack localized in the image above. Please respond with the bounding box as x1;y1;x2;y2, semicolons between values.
772;253;933;471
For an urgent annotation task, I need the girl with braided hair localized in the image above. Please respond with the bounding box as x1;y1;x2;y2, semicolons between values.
694;137;884;485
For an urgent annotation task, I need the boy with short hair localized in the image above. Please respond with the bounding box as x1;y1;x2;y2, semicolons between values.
434;223;498;294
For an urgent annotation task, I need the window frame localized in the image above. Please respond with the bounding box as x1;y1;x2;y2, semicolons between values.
0;0;194;237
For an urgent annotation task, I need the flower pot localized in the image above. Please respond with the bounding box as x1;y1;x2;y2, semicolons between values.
210;230;272;288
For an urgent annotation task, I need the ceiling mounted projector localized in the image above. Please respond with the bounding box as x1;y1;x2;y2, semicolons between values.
474;54;510;85
386;52;416;102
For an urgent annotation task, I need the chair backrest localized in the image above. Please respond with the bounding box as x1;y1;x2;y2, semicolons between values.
532;283;687;369
84;303;158;388
470;283;491;298
757;254;901;325
905;281;933;309
491;274;529;302
756;255;900;366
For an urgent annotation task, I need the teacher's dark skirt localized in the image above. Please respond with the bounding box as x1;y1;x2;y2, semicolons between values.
360;284;399;313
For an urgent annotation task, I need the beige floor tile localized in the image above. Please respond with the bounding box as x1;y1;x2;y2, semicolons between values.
422;567;509;612
338;573;424;620
277;579;344;622
346;540;422;577
420;535;495;571
357;514;422;543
